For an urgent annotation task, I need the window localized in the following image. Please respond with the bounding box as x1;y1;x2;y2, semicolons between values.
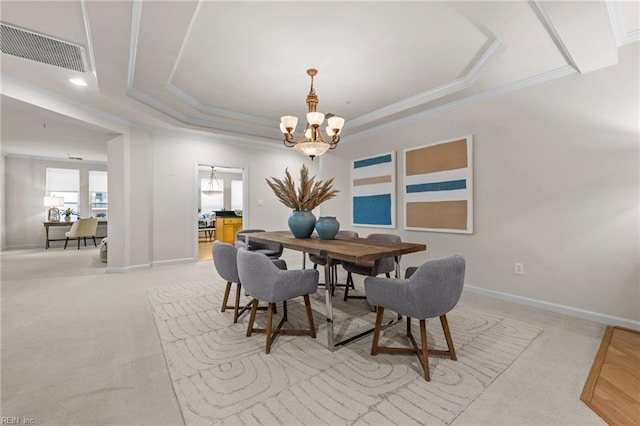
200;178;224;214
89;170;108;219
46;167;79;213
231;180;243;211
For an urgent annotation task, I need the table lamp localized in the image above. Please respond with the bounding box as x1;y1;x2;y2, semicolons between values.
44;196;64;222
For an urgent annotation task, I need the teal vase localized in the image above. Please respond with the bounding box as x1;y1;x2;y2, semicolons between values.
315;216;340;240
288;210;316;238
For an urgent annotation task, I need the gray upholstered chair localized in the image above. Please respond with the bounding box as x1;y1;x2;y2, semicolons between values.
365;255;466;381
213;241;286;323
237;248;318;354
235;229;283;258
308;230;358;295
341;233;401;301
212;241;250;323
64;218;99;249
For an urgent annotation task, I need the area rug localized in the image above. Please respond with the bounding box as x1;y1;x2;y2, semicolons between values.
148;280;542;425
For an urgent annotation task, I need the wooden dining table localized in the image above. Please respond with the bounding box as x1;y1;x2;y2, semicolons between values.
245;231;427;351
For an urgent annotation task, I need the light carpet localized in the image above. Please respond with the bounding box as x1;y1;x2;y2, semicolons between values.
147;280;542;425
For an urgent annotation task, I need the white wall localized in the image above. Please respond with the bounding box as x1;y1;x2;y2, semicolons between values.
320;44;639;322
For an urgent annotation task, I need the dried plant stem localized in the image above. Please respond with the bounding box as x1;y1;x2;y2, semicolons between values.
266;164;339;211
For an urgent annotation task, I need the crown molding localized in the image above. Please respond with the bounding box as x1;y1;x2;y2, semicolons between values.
127;0;143;90
123;1;596;144
165;83;274;127
80;0;97;79
348;65;577;140
606;0;640;46
529;0;579;72
349;38;504;128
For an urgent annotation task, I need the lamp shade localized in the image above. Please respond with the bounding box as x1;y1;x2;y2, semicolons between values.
306;112;324;126
280;116;298;132
44;196;64;207
295;140;331;158
327;116;345;131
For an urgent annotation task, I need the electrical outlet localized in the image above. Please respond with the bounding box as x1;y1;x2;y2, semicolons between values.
514;262;524;275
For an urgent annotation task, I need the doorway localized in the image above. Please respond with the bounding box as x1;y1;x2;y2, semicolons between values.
195;164;246;261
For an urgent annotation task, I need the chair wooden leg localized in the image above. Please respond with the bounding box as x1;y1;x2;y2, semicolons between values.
282;301;288;322
385;272;391;278
303;295;316;338
406;316;411;336
92;236;97;247
221;282;232;312
83;237;87;247
64;238;69;249
420;319;431;381
440;314;457;360
77;238;80;249
246;299;259;337
233;283;242;323
371;307;385;355
265;303;275;354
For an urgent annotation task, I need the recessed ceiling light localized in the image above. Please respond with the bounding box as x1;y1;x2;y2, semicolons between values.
68;78;87;86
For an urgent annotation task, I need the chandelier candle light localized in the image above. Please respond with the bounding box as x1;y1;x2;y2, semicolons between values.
280;69;345;160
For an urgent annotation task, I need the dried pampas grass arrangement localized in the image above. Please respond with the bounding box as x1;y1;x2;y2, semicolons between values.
266;164;339;211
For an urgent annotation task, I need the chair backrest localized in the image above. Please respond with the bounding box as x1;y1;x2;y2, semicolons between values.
407;255;466;318
236;228;281;255
68;218;99;238
336;230;358;238
237;248;318;303
212;241;240;283
236;248;282;301
368;233;401;274
235;229;266;243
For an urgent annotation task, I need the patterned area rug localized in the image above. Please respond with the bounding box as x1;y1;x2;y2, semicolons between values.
148;280;542;425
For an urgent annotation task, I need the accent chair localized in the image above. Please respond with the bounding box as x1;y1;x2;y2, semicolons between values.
365;255;466;381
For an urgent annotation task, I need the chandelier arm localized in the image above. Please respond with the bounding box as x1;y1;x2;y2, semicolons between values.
283;132;296;147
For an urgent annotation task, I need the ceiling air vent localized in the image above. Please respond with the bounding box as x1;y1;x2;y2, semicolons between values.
0;22;87;72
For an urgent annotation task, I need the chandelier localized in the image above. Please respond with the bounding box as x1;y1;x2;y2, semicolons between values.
202;166;223;196
280;69;345;160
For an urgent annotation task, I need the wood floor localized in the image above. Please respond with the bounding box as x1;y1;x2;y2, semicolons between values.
581;326;640;425
198;239;213;261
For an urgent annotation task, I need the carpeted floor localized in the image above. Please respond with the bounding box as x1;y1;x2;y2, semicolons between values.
148;280;542;425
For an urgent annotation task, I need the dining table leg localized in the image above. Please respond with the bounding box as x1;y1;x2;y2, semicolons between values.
322;251;335;351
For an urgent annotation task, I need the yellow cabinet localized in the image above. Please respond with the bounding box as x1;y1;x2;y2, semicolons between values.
214;217;242;244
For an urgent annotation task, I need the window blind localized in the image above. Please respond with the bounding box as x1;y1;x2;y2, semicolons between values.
46;168;79;192
89;170;108;193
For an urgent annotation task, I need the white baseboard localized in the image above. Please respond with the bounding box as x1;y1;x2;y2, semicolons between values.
464;284;640;330
106;257;195;273
150;257;197;266
106;263;151;273
2;244;43;250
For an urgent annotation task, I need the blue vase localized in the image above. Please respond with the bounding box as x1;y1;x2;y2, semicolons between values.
288;210;316;238
315;216;340;240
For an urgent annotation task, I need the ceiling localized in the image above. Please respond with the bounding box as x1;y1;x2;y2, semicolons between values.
1;1;638;161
